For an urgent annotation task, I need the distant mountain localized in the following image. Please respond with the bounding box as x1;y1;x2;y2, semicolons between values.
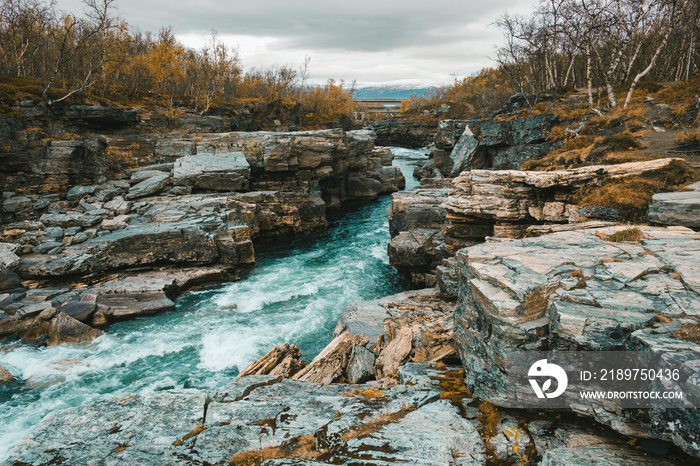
350;79;441;100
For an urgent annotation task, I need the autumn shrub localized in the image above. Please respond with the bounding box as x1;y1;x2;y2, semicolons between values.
675;127;700;145
602;132;641;151
597;227;645;242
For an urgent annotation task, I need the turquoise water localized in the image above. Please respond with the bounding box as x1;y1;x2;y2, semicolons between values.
0;147;427;460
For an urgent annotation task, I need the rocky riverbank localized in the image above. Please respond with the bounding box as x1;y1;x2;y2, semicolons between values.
7;224;700;464
3;98;700;465
0;107;404;346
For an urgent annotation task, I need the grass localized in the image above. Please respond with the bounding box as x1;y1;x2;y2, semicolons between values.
522;135;653;171
656;77;700;119
572;159;698;222
671;323;700;344
596;227;645;243
429;368;472;417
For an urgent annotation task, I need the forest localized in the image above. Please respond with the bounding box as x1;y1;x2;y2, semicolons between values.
404;0;700;119
3;0;700;125
0;0;355;127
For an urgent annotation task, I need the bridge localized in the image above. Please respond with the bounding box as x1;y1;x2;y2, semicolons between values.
353;98;404;113
352;99;404;121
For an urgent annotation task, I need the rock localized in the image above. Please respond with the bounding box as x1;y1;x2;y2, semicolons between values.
342;400;486;464
39;213;102;228
172;153;250;192
47;312;102;345
336;288;455;372
375;326;413;379
32;241;63;254
388;187;451;286
532;420;678;465
0;364;14;384
291;332;370;384
525;220;617;237
100;214;130;231
346;176;382;200
66;186;96;200
7;363;478;465
345;344;375;383
57;302;96;323
15;301;52;318
45;227;63;238
97;294;175;321
2;196;33;213
72;232;88;244
125;172;170;200
20;335;47;347
64;105;139;129
450;125;483;176
0;243;21;270
19;222;222;278
238;343;307;378
38;307;57;320
103;196;131;214
130;169;168;184
453;225;700;457
368;117;439;148
648;181;700;227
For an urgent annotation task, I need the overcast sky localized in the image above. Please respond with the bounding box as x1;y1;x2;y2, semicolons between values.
59;0;540;86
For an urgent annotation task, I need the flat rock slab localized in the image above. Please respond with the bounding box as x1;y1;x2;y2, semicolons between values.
648;181;700;227
125;172;170;200
172;153;250;192
6;364;482;465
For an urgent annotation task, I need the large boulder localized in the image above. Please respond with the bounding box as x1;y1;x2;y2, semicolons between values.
449;125;483;176
48;312;102;345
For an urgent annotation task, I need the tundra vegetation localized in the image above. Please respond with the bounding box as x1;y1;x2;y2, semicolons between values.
403;0;700;118
0;0;355;128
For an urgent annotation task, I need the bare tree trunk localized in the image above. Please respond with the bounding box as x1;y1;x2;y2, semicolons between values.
586;43;595;108
624;41;643;82
563;54;575;87
687;28;696;81
624;28;672;108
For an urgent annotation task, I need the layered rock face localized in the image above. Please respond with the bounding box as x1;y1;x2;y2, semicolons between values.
0;122;404;345
414;113;560;179
389;158;679;287
648;180;700;228
368;116;439;148
453;225;700;457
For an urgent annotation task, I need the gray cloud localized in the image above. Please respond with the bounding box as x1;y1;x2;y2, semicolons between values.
58;0;538;84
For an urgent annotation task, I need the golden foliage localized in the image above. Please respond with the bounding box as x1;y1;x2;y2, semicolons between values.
671;323;700;344
595;228;645;242
573;159;698;222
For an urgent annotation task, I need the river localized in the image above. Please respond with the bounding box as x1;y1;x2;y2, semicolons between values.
0;146;428;460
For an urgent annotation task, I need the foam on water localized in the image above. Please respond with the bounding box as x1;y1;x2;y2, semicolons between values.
0;147;427;461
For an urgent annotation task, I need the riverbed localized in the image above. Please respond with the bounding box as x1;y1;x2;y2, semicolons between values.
0;147;427;460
